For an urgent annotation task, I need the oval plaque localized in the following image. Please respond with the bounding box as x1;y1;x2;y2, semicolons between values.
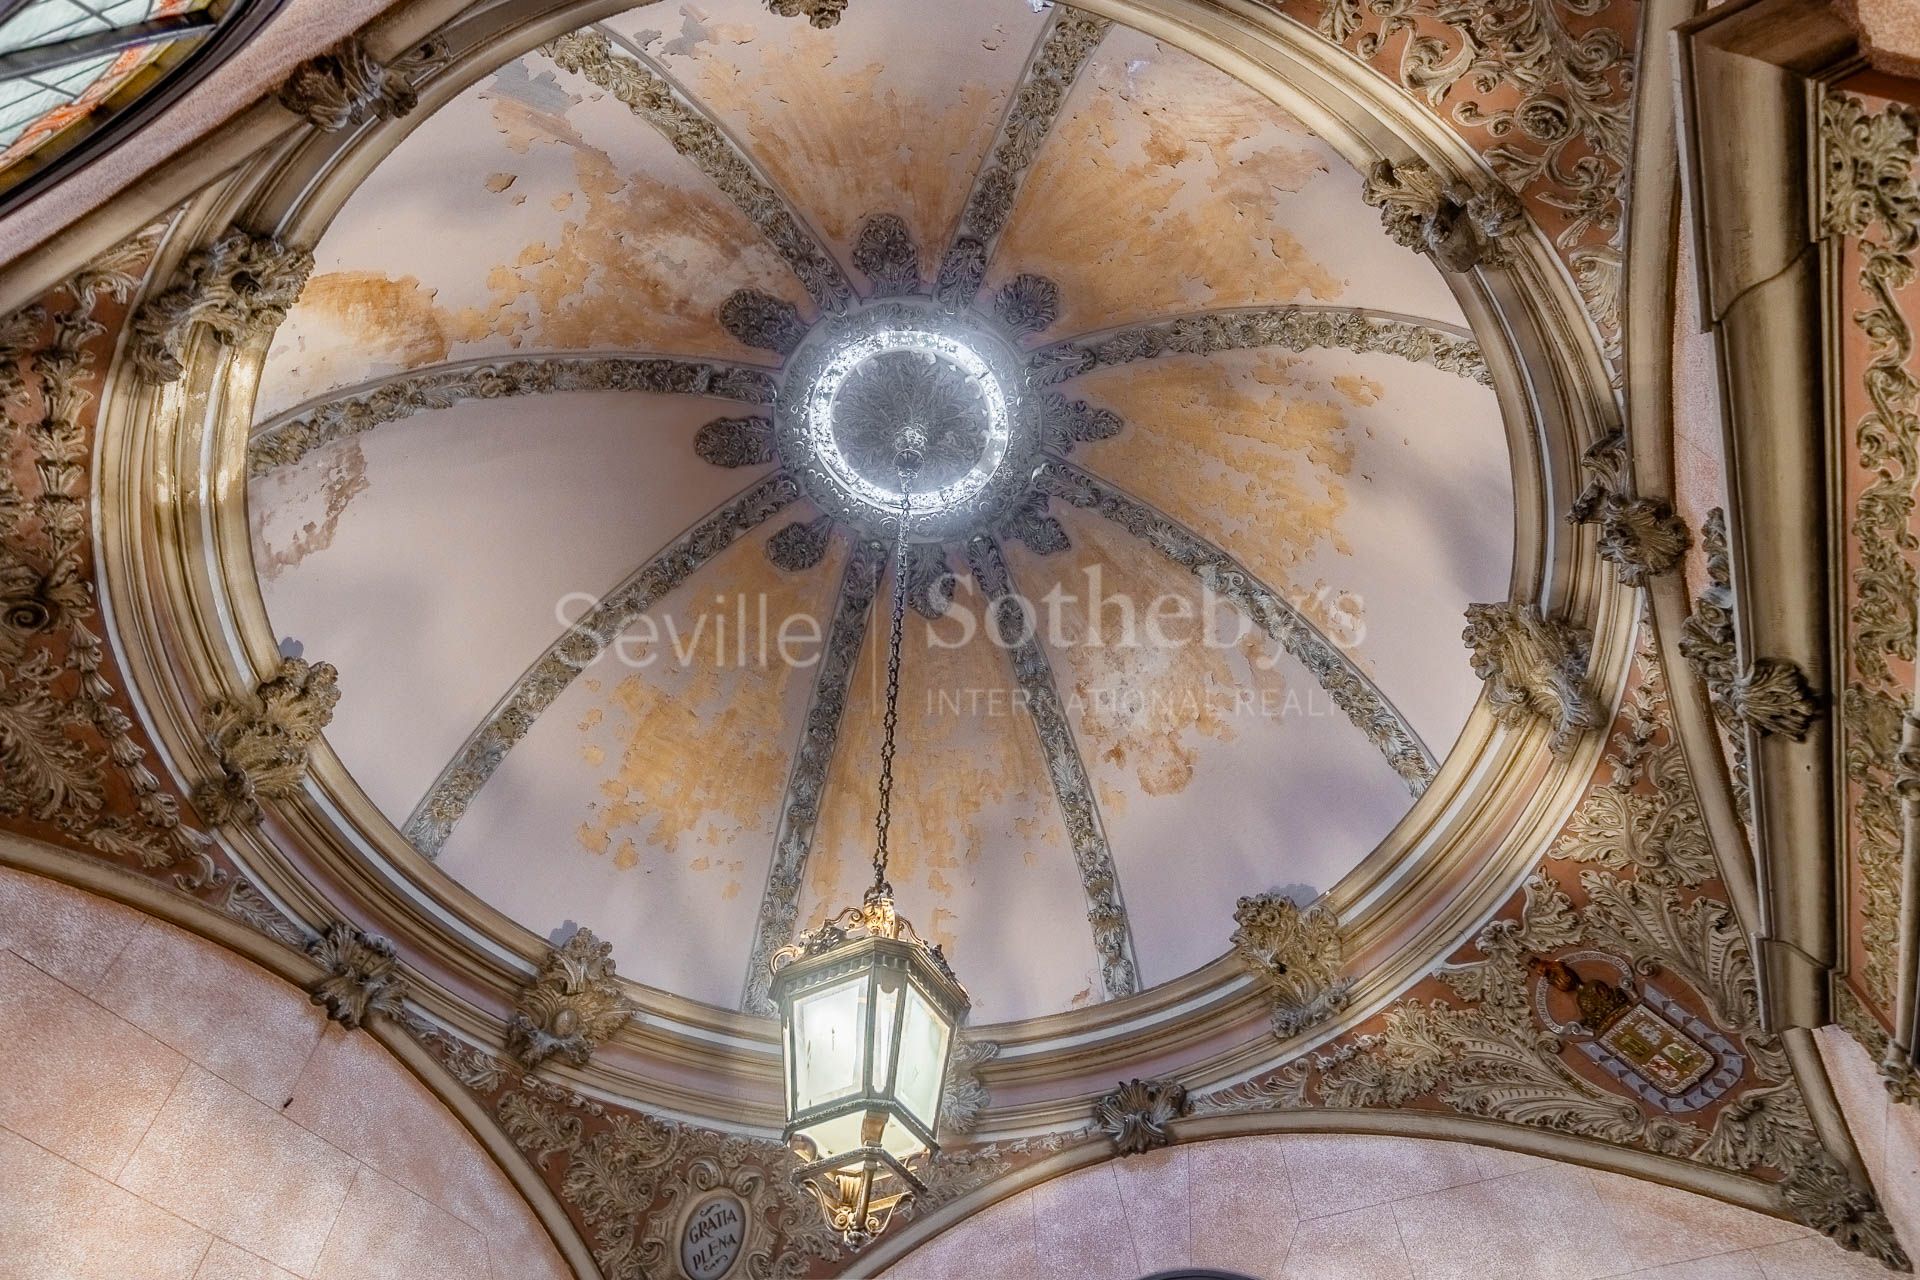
679;1191;747;1280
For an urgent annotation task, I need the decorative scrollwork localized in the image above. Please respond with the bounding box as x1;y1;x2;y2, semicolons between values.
307;921;408;1028
508;927;636;1070
1462;601;1600;756
1231;893;1353;1037
721;288;810;356
695;415;777;468
1362;158;1523;273
852;214;921;297
766;0;848;27
1094;1078;1188;1155
277;34;448;131
1568;430;1689;586
130;230;313;383
766;515;835;572
993;273;1060;335
192;657;340;826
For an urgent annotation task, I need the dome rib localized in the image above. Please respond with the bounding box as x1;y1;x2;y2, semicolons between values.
400;470;800;857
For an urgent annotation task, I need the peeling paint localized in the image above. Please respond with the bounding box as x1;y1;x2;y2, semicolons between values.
250;441;371;581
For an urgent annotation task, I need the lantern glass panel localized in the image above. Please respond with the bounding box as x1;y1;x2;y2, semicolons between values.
871;973;902;1093
791;976;869;1112
894;983;951;1131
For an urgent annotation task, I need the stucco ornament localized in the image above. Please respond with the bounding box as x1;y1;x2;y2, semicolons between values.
1231;892;1353;1037
192;657;339;826
1462;601;1601;756
307;921;408;1028
508;927;637;1070
1569;430;1690;586
1723;660;1820;741
1094;1078;1188;1155
721;288;810;356
1362;158;1523;272
766;0;848;27
129;229;313;383
852;213;921;296
940;1037;1000;1135
1675;510;1820;742
276;34;448;131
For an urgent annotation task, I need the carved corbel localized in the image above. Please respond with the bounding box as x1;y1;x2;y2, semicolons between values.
191;657;339;826
1680;510;1821;742
130;230;314;383
307;922;408;1028
1780;1151;1910;1271
1231;892;1352;1037
277;34;448;132
507;928;636;1070
1094;1078;1187;1156
765;0;848;27
1362;158;1524;273
1462;601;1601;755
939;1036;1000;1134
1568;430;1690;585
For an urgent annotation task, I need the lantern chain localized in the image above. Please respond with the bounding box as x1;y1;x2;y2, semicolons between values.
871;427;925;899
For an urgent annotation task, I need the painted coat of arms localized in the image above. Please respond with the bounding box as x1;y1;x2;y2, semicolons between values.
1528;953;1743;1111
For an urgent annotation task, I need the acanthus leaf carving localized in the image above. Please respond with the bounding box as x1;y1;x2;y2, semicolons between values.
277;34;448;131
1462;600;1600;756
720;288;810;357
765;0;848;27
1038;393;1123;453
307;921;408;1028
940;1036;1000;1135
1094;1078;1187;1155
1679;508;1751;820
1568;430;1689;586
1724;659;1821;741
1362;157;1523;272
1230;892;1352;1038
992;273;1061;335
695;415;777;468
852;213;920;297
904;542;957;620
766;515;835;573
130;230;313;383
508;927;636;1071
192;657;339;826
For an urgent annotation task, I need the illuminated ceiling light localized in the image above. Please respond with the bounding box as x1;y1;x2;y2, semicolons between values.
769;422;971;1248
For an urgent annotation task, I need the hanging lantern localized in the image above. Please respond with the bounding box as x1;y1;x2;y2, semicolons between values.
769;890;969;1244
771;425;969;1246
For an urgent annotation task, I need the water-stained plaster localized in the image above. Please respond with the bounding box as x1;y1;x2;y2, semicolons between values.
983;24;1463;341
1007;507;1413;986
797;565;1105;1019
615;0;1044;281
434;523;839;1010
256;51;806;418
250;439;370;582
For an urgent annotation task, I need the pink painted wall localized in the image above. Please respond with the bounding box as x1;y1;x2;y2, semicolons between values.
0;863;569;1280
879;1131;1893;1280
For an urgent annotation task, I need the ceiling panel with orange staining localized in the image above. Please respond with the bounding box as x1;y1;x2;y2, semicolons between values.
1065;345;1510;750
250;391;772;822
981;23;1466;345
795;561;1106;1022
255;50;807;419
434;526;846;1011
1005;507;1415;989
605;0;1047;285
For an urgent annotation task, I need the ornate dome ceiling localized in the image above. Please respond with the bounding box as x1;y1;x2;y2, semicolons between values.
243;0;1511;1025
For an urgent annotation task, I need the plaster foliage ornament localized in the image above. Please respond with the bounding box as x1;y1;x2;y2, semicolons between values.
1317;0;1632;364
496;1083;841;1280
996;488;1070;555
1462;601;1601;756
508;927;636;1070
1029;303;1491;387
250;355;776;477
940;1037;1000;1135
904;542;957;620
1230;892;1353;1038
1038;392;1123;452
1568;430;1690;586
130;230;313;383
1781;1151;1912;1271
277;34;447;131
1678;509;1749;821
853;214;921;297
742;547;884;1014
307;922;408;1028
1035;460;1436;795
766;0;847;27
403;473;798;856
767;515;835;573
1362;158;1524;273
695;414;777;468
992;273;1061;335
969;535;1140;998
1824;93;1920;1012
0;235;212;871
544;31;851;311
1094;1078;1188;1155
1527;953;1737;1110
192;657;339;826
934;9;1109;307
1722;660;1820;742
721;288;811;356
